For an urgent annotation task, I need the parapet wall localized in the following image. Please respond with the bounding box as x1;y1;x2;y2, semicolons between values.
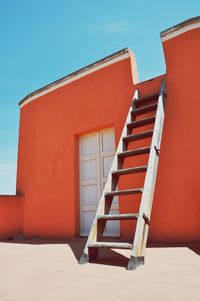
0;195;23;239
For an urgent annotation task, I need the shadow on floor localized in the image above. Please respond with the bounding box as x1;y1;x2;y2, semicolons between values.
68;240;200;268
0;237;129;268
0;237;199;268
68;240;129;268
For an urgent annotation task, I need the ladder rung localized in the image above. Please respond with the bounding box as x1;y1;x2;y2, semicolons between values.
97;213;139;221
131;103;158;116
88;242;132;249
127;116;156;130
134;93;159;107
112;166;147;176
118;146;151;158
105;188;143;197
123;130;153;142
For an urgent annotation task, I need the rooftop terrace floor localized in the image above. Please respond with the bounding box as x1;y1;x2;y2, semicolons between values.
0;239;199;301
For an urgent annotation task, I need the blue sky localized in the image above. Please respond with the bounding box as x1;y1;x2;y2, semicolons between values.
0;0;199;194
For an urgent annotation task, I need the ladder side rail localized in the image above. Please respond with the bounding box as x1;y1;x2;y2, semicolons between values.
80;89;139;261
131;79;166;258
142;79;166;219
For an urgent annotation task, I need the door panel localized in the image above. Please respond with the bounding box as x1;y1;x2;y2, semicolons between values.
103;156;114;177
82;184;98;206
81;134;98;156
80;128;119;236
101;130;115;152
82;159;97;180
82;211;95;235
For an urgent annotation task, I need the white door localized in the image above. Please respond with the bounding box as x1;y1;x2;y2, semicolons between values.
79;128;119;236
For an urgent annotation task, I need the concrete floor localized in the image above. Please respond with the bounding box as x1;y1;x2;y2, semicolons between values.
0;240;199;301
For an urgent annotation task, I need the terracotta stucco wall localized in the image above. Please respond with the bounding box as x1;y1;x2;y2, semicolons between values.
150;27;200;243
0;195;23;238
1;24;200;243
17;57;136;238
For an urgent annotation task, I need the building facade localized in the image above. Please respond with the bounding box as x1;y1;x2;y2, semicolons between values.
0;17;200;243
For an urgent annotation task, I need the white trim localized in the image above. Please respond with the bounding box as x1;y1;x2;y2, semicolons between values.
20;52;130;109
161;21;200;42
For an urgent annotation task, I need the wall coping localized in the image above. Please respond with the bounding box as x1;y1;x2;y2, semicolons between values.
19;48;138;109
161;16;200;42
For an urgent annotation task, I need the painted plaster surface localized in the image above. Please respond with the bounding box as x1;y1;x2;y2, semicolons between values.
0;18;200;243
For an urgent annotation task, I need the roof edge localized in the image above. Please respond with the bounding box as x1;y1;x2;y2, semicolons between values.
19;48;132;108
161;16;200;42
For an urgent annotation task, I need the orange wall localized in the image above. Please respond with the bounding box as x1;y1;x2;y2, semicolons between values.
0;195;23;239
17;57;135;239
150;27;200;243
1;26;200;244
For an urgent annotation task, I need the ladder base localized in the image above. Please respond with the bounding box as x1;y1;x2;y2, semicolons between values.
127;256;144;271
79;247;99;264
79;252;145;270
79;252;89;265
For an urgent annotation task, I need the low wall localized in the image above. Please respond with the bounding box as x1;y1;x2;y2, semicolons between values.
0;195;23;239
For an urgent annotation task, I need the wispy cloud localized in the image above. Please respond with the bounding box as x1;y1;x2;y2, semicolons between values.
72;1;133;34
92;20;134;34
100;20;131;33
72;1;114;19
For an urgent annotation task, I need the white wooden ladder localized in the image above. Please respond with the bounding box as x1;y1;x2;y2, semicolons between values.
79;79;166;270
